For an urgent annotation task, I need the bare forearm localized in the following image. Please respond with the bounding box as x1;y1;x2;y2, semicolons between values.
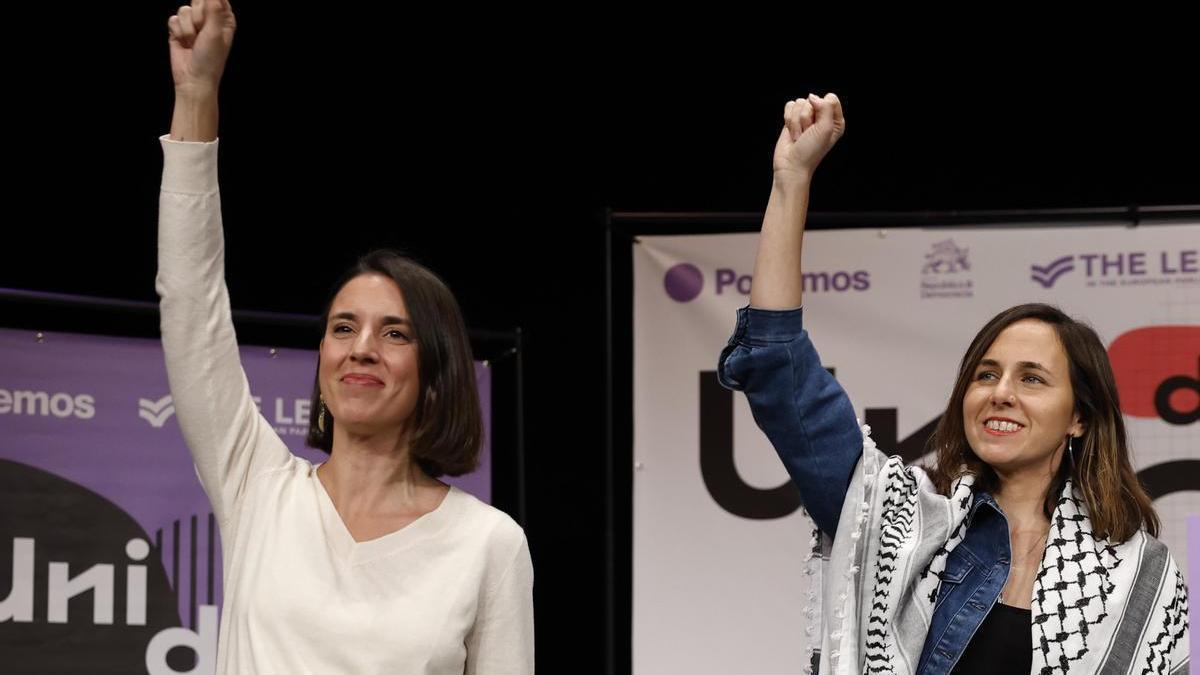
170;90;219;142
750;175;811;309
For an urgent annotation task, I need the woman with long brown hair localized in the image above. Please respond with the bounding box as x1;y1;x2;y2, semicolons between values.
719;93;1188;674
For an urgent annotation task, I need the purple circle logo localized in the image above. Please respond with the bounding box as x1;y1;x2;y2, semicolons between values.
664;263;704;302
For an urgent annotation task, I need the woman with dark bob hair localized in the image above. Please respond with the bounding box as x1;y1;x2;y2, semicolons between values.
719;93;1188;674
156;2;532;672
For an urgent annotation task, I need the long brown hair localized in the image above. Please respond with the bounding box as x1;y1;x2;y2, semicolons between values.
927;303;1158;541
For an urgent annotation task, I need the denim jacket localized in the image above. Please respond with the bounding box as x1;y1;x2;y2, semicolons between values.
718;306;1017;675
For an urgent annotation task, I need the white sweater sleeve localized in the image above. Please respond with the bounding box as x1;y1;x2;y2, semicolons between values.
156;136;293;534
465;525;536;674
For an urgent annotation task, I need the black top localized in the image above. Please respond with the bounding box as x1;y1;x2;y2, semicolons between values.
950;602;1032;674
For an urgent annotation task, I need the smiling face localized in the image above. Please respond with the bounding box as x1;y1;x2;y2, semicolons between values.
962;319;1084;478
318;273;421;438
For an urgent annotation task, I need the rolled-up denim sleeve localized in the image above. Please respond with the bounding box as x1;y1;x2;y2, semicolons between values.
717;306;861;536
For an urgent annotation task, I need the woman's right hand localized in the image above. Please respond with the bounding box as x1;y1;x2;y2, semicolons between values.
748;94;846;310
166;0;235;142
772;93;845;184
167;0;237;99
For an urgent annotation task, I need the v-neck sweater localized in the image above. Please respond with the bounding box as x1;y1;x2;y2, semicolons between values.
157;136;534;674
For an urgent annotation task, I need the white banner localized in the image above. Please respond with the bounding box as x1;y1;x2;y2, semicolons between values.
632;222;1199;674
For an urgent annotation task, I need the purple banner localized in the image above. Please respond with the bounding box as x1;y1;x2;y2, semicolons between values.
0;327;491;673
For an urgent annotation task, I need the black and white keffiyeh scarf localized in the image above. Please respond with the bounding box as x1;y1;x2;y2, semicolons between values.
799;425;1190;674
